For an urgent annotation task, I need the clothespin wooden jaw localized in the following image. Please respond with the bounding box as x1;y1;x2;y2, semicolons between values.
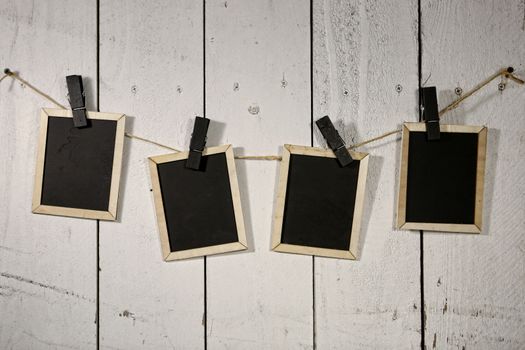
315;116;353;167
66;75;87;128
421;86;440;141
186;116;210;170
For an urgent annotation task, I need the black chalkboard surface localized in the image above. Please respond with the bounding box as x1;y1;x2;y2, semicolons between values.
397;123;487;233
272;145;369;260
149;145;247;261
32;109;125;220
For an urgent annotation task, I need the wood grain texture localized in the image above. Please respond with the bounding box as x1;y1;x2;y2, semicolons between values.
98;1;205;348
0;0;97;348
205;1;313;348
421;0;525;349
312;0;422;348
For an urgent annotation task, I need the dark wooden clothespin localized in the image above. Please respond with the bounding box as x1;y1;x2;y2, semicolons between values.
66;75;88;128
421;86;440;140
315;116;353;167
186;116;210;170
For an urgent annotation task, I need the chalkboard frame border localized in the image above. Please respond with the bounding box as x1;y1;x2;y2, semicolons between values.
271;144;369;260
149;144;248;261
32;108;126;220
396;122;487;233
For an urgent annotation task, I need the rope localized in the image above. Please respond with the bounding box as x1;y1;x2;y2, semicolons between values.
124;132;181;152
234;155;283;161
348;129;402;150
438;67;522;116
3;69;67;109
1;67;523;160
346;67;524;150
124;133;281;160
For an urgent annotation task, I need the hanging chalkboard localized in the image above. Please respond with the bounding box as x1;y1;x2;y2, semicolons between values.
397;122;487;233
271;145;369;260
149;145;247;261
32;108;126;220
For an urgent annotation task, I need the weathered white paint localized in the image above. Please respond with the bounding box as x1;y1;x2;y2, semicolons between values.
1;0;525;349
98;1;205;349
312;1;421;348
0;0;98;349
205;1;313;349
421;1;525;349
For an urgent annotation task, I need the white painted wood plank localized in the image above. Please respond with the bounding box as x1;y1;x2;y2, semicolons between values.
205;1;313;348
421;1;525;349
313;1;422;348
0;0;97;349
98;1;204;349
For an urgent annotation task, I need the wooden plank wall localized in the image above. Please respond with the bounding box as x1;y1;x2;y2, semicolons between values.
204;2;313;349
98;1;204;348
1;0;523;349
0;1;98;349
312;1;421;348
421;1;525;349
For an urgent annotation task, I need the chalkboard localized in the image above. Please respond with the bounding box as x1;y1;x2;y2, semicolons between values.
272;145;369;260
32;108;126;220
397;123;487;233
149;145;247;261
